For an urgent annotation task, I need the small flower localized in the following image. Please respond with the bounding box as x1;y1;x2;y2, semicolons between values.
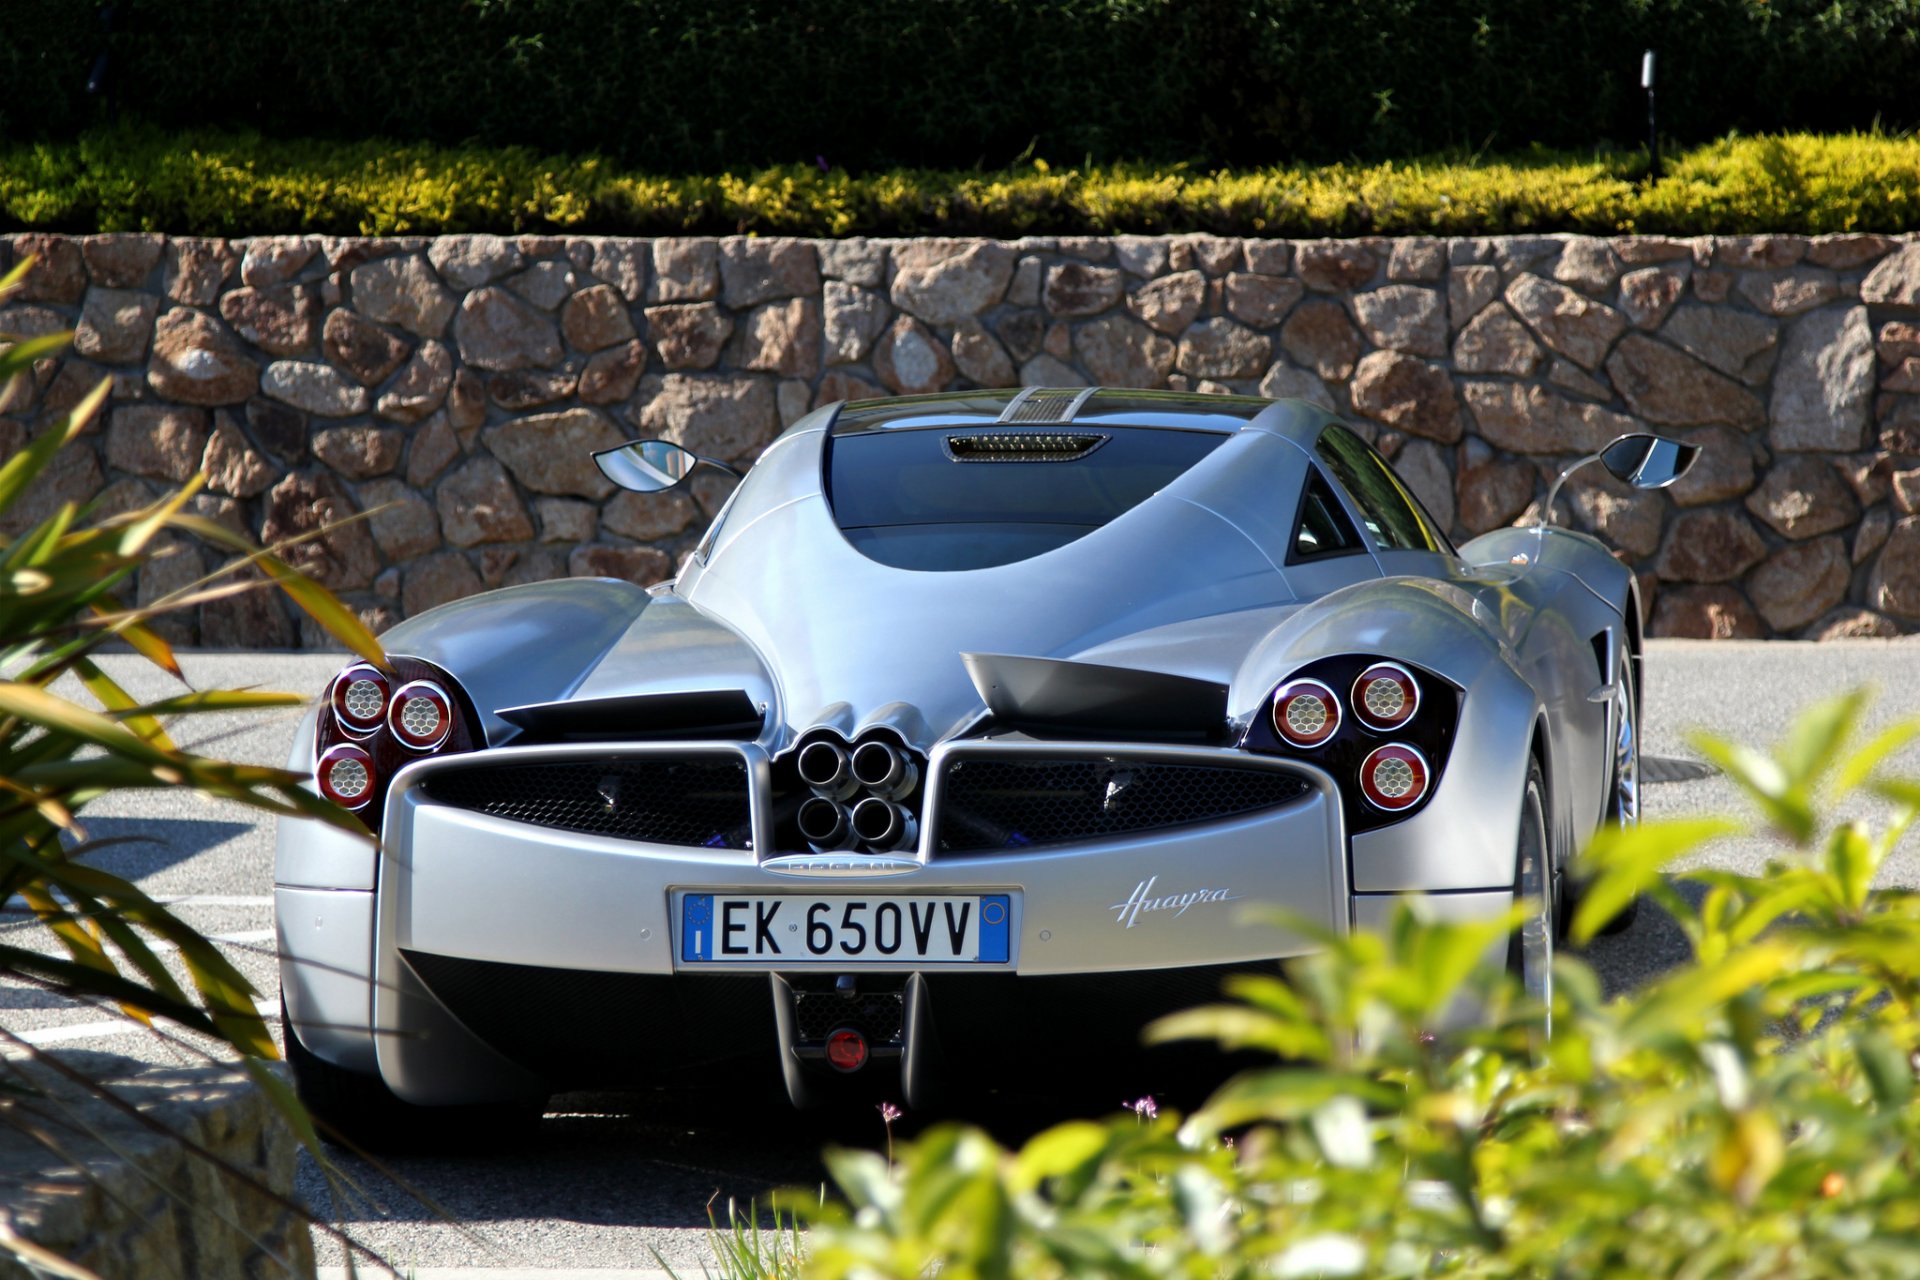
816;154;831;174
878;1101;902;1123
1128;1095;1158;1121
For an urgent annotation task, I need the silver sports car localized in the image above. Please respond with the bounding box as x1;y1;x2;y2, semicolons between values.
274;387;1693;1139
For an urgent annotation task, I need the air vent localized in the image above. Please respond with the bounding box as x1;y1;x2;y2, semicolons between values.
945;432;1107;463
996;386;1098;423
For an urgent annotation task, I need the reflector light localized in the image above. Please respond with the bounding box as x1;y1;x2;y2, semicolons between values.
387;680;453;750
1359;744;1430;811
330;664;389;733
1351;662;1421;730
825;1027;869;1072
1271;678;1340;747
317;744;376;810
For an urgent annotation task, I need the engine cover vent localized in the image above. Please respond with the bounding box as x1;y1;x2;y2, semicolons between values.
997;386;1098;423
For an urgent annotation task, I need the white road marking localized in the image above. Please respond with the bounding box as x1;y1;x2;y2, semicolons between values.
2;893;274;914
8;999;279;1050
317;1271;681;1280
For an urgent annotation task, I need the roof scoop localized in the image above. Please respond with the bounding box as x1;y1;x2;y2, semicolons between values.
962;653;1229;740
945;432;1107;463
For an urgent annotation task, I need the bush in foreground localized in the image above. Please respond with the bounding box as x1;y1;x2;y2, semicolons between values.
739;692;1920;1278
2;128;1917;237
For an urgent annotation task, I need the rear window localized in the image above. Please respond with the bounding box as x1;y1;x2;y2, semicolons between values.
826;426;1228;571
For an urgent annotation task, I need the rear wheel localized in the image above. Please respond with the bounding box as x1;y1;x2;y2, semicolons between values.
282;998;543;1153
1594;647;1643;936
1509;758;1554;1035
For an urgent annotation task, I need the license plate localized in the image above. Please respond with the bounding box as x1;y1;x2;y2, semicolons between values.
678;894;1011;965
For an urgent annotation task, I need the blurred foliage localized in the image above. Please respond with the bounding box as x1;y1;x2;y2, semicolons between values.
3;1;1919;171
3;127;1918;236
750;690;1920;1278
0;254;385;1113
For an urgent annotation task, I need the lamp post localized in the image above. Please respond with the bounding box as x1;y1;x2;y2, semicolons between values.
1642;50;1660;182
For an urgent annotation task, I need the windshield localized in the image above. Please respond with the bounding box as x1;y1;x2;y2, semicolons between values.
825;425;1229;571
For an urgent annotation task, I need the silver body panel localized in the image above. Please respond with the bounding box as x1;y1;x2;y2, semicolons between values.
274;390;1641;1103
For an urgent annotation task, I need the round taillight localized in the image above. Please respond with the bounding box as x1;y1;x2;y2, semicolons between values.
317;743;376;810
1352;662;1421;731
825;1027;869;1072
387;680;453;750
330;664;389;734
1272;678;1340;747
1359;744;1430;811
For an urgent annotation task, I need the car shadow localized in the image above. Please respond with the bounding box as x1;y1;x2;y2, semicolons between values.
66;816;256;880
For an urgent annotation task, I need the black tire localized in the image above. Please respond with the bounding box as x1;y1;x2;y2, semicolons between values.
1508;757;1555;1032
282;999;544;1154
1577;644;1643;937
1559;644;1651;936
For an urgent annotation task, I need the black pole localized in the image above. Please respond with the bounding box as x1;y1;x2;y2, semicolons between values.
1642;50;1660;182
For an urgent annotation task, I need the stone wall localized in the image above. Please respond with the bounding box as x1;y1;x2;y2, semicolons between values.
4;230;1920;642
0;1057;314;1279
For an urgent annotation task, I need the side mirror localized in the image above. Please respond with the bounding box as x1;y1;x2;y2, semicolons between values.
593;439;737;493
1598;433;1698;490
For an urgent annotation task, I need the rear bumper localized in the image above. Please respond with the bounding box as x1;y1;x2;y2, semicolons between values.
273;738;1514;1106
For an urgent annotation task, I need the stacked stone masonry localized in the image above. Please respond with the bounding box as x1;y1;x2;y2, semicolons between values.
5;230;1920;642
0;1058;314;1280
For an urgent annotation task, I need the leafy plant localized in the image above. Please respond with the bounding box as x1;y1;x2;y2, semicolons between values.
757;690;1920;1278
0;256;390;1269
4;125;1920;236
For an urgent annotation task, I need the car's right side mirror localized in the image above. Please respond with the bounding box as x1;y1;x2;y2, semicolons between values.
593;439;701;493
1599;433;1699;491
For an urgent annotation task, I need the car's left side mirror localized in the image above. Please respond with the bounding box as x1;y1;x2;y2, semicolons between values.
592;439;739;493
1598;433;1698;491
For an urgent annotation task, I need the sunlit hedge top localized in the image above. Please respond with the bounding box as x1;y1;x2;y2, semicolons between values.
4;130;1918;238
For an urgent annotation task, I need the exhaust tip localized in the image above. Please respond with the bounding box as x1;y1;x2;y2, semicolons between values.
851;740;902;790
851;795;905;847
796;796;851;846
797;740;851;792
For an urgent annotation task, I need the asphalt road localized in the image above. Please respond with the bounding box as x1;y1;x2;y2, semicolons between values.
6;639;1920;1277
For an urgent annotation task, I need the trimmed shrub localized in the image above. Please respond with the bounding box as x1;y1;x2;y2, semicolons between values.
2;127;1917;237
3;1;1919;171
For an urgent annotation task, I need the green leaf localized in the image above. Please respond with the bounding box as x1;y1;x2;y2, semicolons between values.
1572;817;1741;944
1828;821;1879;913
1690;732;1810;842
1010;1122;1108;1192
1776;689;1865;790
1835;717;1920;795
1856;1032;1913;1109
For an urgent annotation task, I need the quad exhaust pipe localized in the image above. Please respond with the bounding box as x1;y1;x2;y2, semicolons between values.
850;740;918;798
796;740;857;798
793;734;920;850
797;796;852;847
851;796;914;850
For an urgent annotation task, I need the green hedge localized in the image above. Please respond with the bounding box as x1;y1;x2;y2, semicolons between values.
3;1;1919;171
3;128;1917;238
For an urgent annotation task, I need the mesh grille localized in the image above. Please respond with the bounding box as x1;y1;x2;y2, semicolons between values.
792;990;904;1044
421;755;752;849
936;756;1310;854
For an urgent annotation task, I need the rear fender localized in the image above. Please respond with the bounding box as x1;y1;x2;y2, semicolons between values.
1232;578;1542;893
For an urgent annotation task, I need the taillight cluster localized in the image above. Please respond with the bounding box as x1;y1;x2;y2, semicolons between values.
1248;656;1456;831
314;657;474;829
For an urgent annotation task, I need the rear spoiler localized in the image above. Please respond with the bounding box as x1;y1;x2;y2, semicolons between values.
495;689;764;744
960;652;1230;741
